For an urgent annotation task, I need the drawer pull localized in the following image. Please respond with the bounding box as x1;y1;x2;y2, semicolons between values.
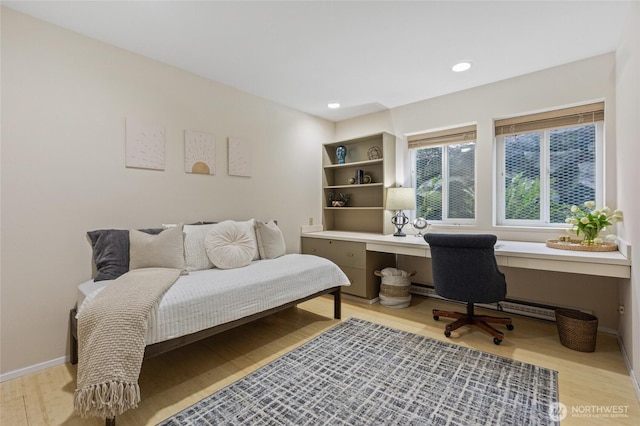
309;248;317;253
346;252;354;257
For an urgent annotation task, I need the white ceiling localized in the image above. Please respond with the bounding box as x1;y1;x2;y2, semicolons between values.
4;1;633;122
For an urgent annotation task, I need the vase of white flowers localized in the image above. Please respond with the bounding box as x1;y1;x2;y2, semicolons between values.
565;201;623;245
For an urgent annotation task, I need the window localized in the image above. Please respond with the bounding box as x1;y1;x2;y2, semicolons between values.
495;102;604;226
409;125;476;222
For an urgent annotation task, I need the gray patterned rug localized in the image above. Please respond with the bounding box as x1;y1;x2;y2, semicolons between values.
158;318;558;425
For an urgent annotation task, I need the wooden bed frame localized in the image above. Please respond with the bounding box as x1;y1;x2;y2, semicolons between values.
69;286;342;425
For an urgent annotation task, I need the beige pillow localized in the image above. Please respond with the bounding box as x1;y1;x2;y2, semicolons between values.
255;220;286;259
129;224;186;271
204;221;257;269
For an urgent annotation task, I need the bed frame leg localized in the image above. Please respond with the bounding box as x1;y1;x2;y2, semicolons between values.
106;417;116;426
333;289;341;319
70;309;78;365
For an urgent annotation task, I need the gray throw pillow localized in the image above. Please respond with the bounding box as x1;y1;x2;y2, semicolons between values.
88;228;163;281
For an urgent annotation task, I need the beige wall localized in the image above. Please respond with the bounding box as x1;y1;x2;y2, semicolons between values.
336;56;626;328
615;2;640;393
0;8;333;375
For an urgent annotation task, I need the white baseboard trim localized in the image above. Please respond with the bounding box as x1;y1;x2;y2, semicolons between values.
0;355;69;383
617;334;640;402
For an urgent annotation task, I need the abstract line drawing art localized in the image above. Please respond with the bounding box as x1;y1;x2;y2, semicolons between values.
185;130;216;175
125;118;166;170
228;137;252;177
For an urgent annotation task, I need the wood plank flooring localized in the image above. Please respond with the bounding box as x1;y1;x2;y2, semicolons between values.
2;295;638;425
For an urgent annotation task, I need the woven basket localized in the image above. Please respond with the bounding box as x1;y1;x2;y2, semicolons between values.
375;268;415;309
555;309;598;352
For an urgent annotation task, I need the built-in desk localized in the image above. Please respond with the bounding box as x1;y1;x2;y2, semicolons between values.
302;231;631;279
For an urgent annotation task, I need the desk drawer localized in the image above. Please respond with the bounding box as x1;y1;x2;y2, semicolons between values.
339;266;368;299
301;238;365;269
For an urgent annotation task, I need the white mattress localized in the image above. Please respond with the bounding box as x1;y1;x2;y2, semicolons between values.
77;254;350;345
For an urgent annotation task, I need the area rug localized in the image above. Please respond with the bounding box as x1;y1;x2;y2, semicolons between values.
158;318;558;425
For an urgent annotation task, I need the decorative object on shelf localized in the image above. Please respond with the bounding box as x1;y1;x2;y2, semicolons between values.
336;145;347;164
386;187;416;237
564;201;623;245
328;192;351;207
348;172;371;185
412;217;429;237
367;146;382;160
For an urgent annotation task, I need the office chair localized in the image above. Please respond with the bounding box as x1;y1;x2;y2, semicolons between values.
424;233;514;345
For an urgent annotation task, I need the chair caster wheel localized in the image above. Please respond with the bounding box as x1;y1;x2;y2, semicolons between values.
493;337;502;345
444;331;451;338
433;315;440;321
506;324;514;331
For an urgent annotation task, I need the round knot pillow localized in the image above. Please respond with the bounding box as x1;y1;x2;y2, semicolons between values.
204;221;257;269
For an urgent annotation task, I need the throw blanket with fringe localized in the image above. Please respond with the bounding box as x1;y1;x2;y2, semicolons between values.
74;267;181;419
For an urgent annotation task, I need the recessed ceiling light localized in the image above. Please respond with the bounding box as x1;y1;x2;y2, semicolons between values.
328;102;341;109
452;62;472;72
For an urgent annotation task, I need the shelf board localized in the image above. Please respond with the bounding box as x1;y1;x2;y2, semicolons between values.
324;183;384;189
324;159;383;169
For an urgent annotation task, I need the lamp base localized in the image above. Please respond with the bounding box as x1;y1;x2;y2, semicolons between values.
391;211;409;237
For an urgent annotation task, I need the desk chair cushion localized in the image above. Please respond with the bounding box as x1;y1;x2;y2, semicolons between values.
424;233;506;304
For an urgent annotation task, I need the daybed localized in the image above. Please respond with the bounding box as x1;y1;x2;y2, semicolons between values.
70;220;350;424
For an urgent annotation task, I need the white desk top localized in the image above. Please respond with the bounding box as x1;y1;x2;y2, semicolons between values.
301;231;631;278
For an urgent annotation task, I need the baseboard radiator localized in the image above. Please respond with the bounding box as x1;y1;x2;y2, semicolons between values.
410;283;587;322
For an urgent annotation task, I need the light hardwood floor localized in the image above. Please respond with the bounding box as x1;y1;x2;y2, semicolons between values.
2;295;639;425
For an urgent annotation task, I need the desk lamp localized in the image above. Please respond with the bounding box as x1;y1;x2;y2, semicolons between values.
386;187;416;237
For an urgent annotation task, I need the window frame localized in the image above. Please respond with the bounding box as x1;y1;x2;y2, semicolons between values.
495;122;604;227
411;141;477;225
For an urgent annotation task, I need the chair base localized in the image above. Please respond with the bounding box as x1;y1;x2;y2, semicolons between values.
433;305;513;344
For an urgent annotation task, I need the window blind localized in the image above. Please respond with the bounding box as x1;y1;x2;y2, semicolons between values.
407;124;477;149
495;102;604;137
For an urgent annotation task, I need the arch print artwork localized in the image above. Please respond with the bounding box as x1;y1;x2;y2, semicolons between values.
185;130;216;175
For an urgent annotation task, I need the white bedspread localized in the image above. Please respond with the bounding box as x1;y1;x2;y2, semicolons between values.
77;254;349;345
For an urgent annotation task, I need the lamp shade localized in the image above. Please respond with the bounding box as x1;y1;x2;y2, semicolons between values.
385;187;416;210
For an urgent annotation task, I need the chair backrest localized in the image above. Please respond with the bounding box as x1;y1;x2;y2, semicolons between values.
424;233;506;304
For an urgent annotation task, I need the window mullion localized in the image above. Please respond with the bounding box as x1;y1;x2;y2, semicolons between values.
442;146;450;220
540;131;551;223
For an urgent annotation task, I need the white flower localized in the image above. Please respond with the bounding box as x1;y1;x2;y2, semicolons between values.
602;206;611;214
570;218;579;225
565;227;575;235
592;210;600;216
580;217;590;224
594;237;603;244
584;201;596;208
570;205;579;213
614;210;624;221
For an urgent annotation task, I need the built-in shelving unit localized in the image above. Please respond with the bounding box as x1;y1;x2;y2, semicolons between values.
322;132;396;234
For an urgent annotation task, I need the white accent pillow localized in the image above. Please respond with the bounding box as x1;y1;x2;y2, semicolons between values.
129;223;186;271
205;221;257;269
183;224;217;271
255;220;286;259
237;219;260;261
